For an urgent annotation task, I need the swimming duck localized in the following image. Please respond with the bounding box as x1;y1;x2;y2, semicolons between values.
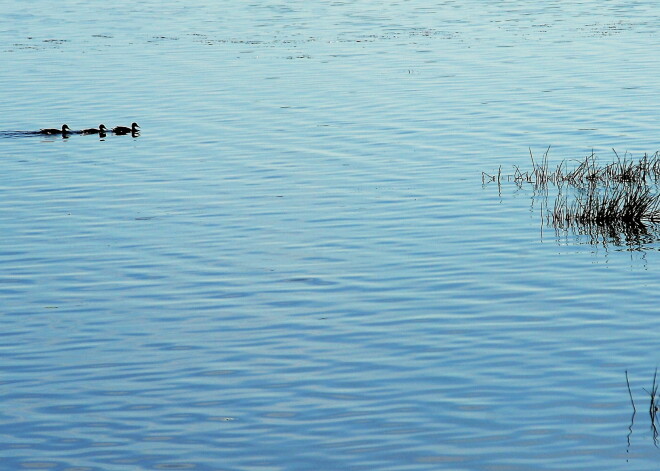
80;124;107;135
40;124;71;135
112;122;139;134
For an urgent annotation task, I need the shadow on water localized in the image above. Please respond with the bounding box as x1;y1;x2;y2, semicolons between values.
483;149;660;250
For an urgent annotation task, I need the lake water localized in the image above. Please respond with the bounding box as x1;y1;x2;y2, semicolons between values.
2;1;660;469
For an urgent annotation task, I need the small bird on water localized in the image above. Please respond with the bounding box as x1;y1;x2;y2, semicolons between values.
112;122;139;135
40;124;71;135
80;124;107;135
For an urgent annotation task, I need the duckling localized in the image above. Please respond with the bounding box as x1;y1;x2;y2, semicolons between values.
112;122;139;135
40;124;71;135
80;124;107;135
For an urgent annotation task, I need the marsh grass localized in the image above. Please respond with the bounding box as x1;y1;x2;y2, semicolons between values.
483;149;660;186
625;370;660;448
643;369;660;447
551;182;660;227
550;182;660;247
485;149;660;245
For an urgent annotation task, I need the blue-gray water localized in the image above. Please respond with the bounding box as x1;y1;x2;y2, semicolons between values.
2;1;660;469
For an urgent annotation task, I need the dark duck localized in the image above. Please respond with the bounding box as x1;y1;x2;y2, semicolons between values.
80;124;107;135
112;122;139;135
40;124;71;135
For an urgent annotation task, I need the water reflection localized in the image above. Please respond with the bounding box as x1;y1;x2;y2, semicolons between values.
549;216;660;250
645;370;660;448
626;371;636;460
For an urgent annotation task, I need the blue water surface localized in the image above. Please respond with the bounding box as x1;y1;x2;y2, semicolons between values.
2;1;660;469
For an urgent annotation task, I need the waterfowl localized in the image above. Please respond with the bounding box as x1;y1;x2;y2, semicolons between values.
112;122;139;134
40;124;71;135
80;124;107;135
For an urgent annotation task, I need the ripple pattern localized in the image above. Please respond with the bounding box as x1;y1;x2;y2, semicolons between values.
2;1;660;470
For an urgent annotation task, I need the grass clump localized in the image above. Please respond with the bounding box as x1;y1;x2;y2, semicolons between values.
483;149;660;186
484;149;660;246
551;183;660;227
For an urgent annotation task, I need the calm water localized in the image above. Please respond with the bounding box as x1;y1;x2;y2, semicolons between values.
2;1;660;469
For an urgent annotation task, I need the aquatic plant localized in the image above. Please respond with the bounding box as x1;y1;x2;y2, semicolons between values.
484;149;660;246
483;149;660;186
643;369;660;447
550;182;660;227
625;370;660;449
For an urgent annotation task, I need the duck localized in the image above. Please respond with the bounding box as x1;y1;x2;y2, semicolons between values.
40;124;71;135
80;124;107;135
112;122;139;134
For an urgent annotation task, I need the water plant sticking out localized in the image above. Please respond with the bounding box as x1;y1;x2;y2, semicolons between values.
653;392;659;447
642;369;660;447
551;182;660;228
625;370;660;450
484;149;660;247
483;149;660;186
